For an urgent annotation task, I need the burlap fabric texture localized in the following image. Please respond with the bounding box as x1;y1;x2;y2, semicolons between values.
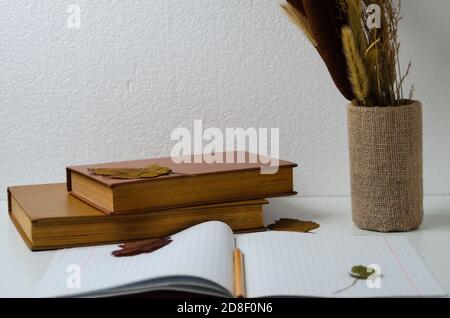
347;101;423;232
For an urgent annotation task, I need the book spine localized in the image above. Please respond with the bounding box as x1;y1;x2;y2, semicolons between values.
66;168;73;192
7;188;12;213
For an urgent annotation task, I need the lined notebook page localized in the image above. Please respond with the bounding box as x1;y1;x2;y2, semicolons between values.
34;221;235;297
236;232;445;298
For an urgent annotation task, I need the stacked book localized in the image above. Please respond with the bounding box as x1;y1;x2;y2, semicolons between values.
7;152;297;250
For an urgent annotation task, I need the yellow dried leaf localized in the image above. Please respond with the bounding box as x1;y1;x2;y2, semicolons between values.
89;164;171;179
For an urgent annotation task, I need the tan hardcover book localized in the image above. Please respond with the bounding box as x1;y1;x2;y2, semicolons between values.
66;151;297;214
7;183;267;251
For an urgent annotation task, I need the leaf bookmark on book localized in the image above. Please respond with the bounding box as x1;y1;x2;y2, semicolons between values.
267;218;320;233
112;237;172;257
89;164;171;179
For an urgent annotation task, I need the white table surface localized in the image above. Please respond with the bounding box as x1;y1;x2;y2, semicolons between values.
1;196;450;298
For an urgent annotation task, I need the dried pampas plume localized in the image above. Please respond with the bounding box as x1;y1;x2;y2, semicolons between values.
280;0;413;106
342;26;369;105
281;3;317;46
345;0;367;53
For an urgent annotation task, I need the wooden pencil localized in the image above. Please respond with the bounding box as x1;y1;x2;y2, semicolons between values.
233;248;246;298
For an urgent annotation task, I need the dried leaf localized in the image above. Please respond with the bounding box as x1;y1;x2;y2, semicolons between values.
112;237;172;257
302;0;355;101
287;0;307;17
334;265;376;294
350;265;375;279
267;218;320;233
89;164;171;179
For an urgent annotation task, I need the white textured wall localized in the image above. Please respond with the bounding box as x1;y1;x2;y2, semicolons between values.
1;0;450;200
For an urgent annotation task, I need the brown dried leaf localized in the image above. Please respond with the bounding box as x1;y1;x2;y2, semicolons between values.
112;237;172;257
267;218;320;233
89;164;171;179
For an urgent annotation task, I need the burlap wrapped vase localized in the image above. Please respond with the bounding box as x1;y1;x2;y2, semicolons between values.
347;101;423;232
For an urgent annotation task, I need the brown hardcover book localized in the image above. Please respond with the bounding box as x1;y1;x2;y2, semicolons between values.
7;183;267;251
66;152;297;214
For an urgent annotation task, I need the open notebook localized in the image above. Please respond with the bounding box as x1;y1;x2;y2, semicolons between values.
34;221;445;298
